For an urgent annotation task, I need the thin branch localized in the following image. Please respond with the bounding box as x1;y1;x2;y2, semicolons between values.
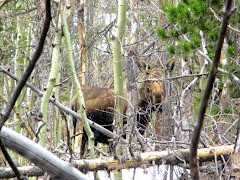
234;120;240;153
0;0;9;10
209;7;240;34
60;111;73;161
86;19;116;50
184;36;240;86
180;30;209;108
190;1;234;179
14;7;37;17
0;7;37;19
138;73;208;83
0;0;51;130
54;72;84;87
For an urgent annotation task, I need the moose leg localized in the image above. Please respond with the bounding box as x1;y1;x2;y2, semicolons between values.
80;130;88;158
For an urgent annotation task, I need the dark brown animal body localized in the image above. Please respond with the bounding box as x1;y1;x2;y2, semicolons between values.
72;86;115;153
72;67;165;155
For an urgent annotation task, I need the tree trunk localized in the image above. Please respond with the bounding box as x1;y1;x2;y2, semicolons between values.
61;5;95;158
112;0;126;179
39;18;62;147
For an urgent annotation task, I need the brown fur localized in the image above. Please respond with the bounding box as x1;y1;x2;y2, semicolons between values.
72;67;166;156
71;87;115;156
138;67;165;107
72;86;115;113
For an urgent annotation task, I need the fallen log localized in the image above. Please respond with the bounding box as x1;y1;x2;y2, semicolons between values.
0;126;89;180
0;144;234;178
74;145;234;172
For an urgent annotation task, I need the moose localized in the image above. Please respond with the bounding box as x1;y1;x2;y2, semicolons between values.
72;67;165;157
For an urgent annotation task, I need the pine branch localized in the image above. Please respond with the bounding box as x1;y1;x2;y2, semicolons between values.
189;1;234;179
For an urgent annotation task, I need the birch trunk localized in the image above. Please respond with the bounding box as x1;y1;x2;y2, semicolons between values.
112;0;126;134
39;19;62;146
61;6;95;158
112;0;126;179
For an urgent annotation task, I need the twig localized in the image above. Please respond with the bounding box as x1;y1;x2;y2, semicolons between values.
233;120;240;153
35;122;45;139
184;36;240;86
223;119;239;137
93;146;109;156
209;7;240;34
178;30;210;109
86;19;116;50
138;73;208;83
54;72;84;87
134;126;148;151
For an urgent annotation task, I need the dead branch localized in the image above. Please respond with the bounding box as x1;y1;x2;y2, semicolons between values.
74;145;234;172
0;166;44;179
0;137;234;178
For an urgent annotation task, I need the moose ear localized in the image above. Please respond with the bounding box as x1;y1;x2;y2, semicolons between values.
128;50;151;70
136;58;151;71
166;58;175;72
